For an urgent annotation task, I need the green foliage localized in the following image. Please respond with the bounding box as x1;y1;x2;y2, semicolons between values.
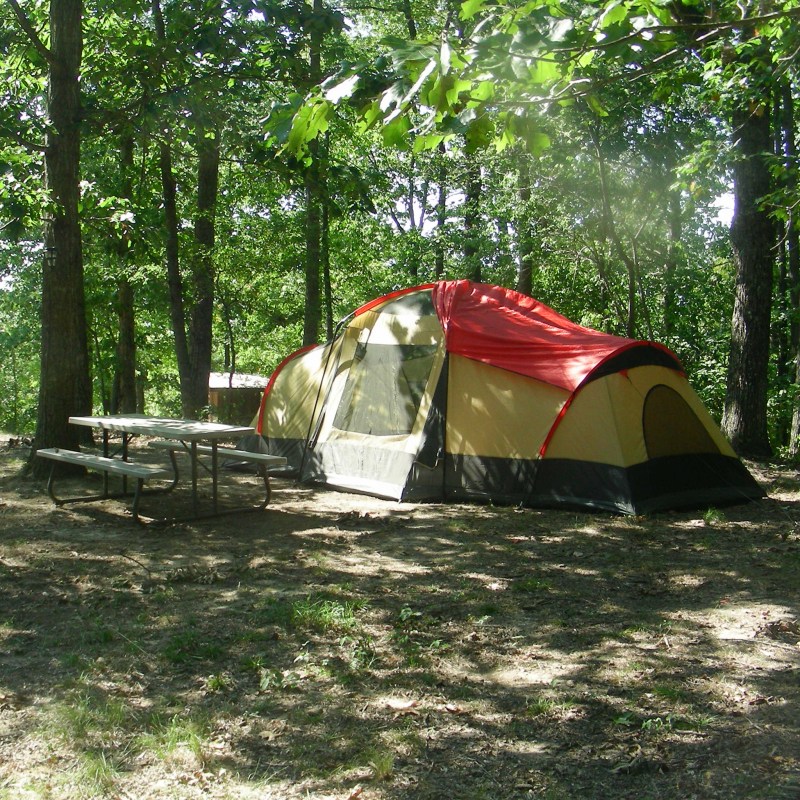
1;0;797;444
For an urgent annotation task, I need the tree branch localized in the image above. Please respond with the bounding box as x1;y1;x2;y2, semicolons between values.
0;125;48;153
5;0;54;66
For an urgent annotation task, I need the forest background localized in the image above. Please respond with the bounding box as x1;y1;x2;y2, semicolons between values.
1;0;799;469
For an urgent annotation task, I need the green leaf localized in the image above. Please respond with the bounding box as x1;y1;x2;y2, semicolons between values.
412;132;447;153
285;98;332;154
461;0;488;20
495;125;515;153
358;102;383;131
524;129;551;156
530;57;561;84
446;79;473;105
471;80;495;102
598;1;628;29
586;94;609;116
382;115;411;148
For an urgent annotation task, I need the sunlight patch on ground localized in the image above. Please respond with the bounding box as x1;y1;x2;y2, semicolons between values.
320;550;431;578
483;661;573;688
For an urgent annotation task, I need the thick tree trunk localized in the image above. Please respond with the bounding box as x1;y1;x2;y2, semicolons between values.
32;0;92;476
782;85;800;455
721;106;775;458
152;0;193;412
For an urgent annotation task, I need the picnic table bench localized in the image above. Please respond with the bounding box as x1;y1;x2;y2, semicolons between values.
148;440;287;507
36;447;172;522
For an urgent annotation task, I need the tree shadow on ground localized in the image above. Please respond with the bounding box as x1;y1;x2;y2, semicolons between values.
0;453;798;799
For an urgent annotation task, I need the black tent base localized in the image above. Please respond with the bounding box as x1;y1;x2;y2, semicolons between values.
438;453;765;515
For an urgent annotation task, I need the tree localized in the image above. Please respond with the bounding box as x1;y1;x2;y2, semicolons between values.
7;0;92;474
721;102;776;457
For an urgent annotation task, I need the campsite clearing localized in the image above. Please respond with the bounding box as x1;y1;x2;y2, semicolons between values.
0;438;798;800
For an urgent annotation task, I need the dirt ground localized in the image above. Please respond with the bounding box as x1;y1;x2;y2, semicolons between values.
0;437;798;800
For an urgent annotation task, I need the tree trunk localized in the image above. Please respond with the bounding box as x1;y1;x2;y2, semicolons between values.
113;134;137;414
400;0;417;38
434;142;447;279
663;186;682;337
184;122;219;417
114;280;137;413
152;0;193;410
31;0;92;476
516;158;534;296
463;154;482;282
593;128;637;337
304;149;323;346
159;139;191;401
303;0;324;346
721;105;775;458
322;194;333;340
782;84;800;455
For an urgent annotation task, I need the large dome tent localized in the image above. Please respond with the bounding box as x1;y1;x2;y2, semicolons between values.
253;280;764;514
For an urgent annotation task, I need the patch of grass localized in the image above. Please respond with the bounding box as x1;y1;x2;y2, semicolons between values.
703;507;727;526
390;605;451;667
255;594;367;633
203;671;234;693
81;618;116;647
526;693;578;718
512;577;552;593
150;586;177;602
256;596;295;627
652;684;689;703
621;620;673;640
257;667;304;692
73;748;121;796
641;712;714;733
614;710;715;733
340;633;378;671
137;712;210;767
47;684;132;746
292;596;366;632
469;602;501;621
368;749;395;781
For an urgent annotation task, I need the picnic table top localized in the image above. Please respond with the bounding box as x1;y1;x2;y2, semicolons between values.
68;415;255;441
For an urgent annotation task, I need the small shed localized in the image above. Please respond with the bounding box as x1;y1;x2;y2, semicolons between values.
208;372;268;426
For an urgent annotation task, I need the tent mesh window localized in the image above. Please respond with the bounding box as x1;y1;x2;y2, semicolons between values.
333;342;438;436
643;384;721;458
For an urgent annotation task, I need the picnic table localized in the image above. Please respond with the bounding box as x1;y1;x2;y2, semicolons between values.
36;414;287;523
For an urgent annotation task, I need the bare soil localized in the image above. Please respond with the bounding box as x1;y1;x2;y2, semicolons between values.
0;438;798;800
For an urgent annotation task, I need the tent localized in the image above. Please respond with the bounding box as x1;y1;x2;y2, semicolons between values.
253;280;764;514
